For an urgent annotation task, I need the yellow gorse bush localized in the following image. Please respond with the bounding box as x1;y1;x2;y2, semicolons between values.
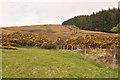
1;32;119;49
2;45;17;50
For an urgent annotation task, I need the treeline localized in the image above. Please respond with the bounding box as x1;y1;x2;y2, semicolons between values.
62;8;120;32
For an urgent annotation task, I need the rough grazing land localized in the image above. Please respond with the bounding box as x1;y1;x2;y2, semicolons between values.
2;47;118;78
2;25;115;40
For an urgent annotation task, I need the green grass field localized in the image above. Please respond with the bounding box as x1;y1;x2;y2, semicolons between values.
2;47;118;78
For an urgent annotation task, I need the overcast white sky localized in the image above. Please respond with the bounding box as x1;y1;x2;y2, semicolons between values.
0;0;119;27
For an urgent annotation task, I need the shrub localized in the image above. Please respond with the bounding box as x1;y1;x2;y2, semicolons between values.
2;32;119;49
2;45;17;50
41;42;54;49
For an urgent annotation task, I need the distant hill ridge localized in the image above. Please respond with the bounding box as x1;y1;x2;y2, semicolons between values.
2;24;61;28
62;8;120;32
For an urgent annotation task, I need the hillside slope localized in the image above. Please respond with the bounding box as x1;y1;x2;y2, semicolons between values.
2;25;115;40
2;47;118;78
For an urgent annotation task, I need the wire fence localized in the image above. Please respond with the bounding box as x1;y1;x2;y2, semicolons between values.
55;45;118;70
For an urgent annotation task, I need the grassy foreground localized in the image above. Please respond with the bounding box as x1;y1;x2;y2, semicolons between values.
2;47;118;78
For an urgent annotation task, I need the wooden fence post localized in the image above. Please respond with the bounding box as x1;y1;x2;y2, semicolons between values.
56;45;57;49
67;45;68;50
85;47;86;59
113;53;116;70
56;45;59;50
58;45;59;50
96;49;98;63
63;45;65;50
71;46;73;54
61;45;62;49
77;46;79;56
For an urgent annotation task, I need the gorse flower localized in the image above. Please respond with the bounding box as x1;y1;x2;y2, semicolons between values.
2;32;119;49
